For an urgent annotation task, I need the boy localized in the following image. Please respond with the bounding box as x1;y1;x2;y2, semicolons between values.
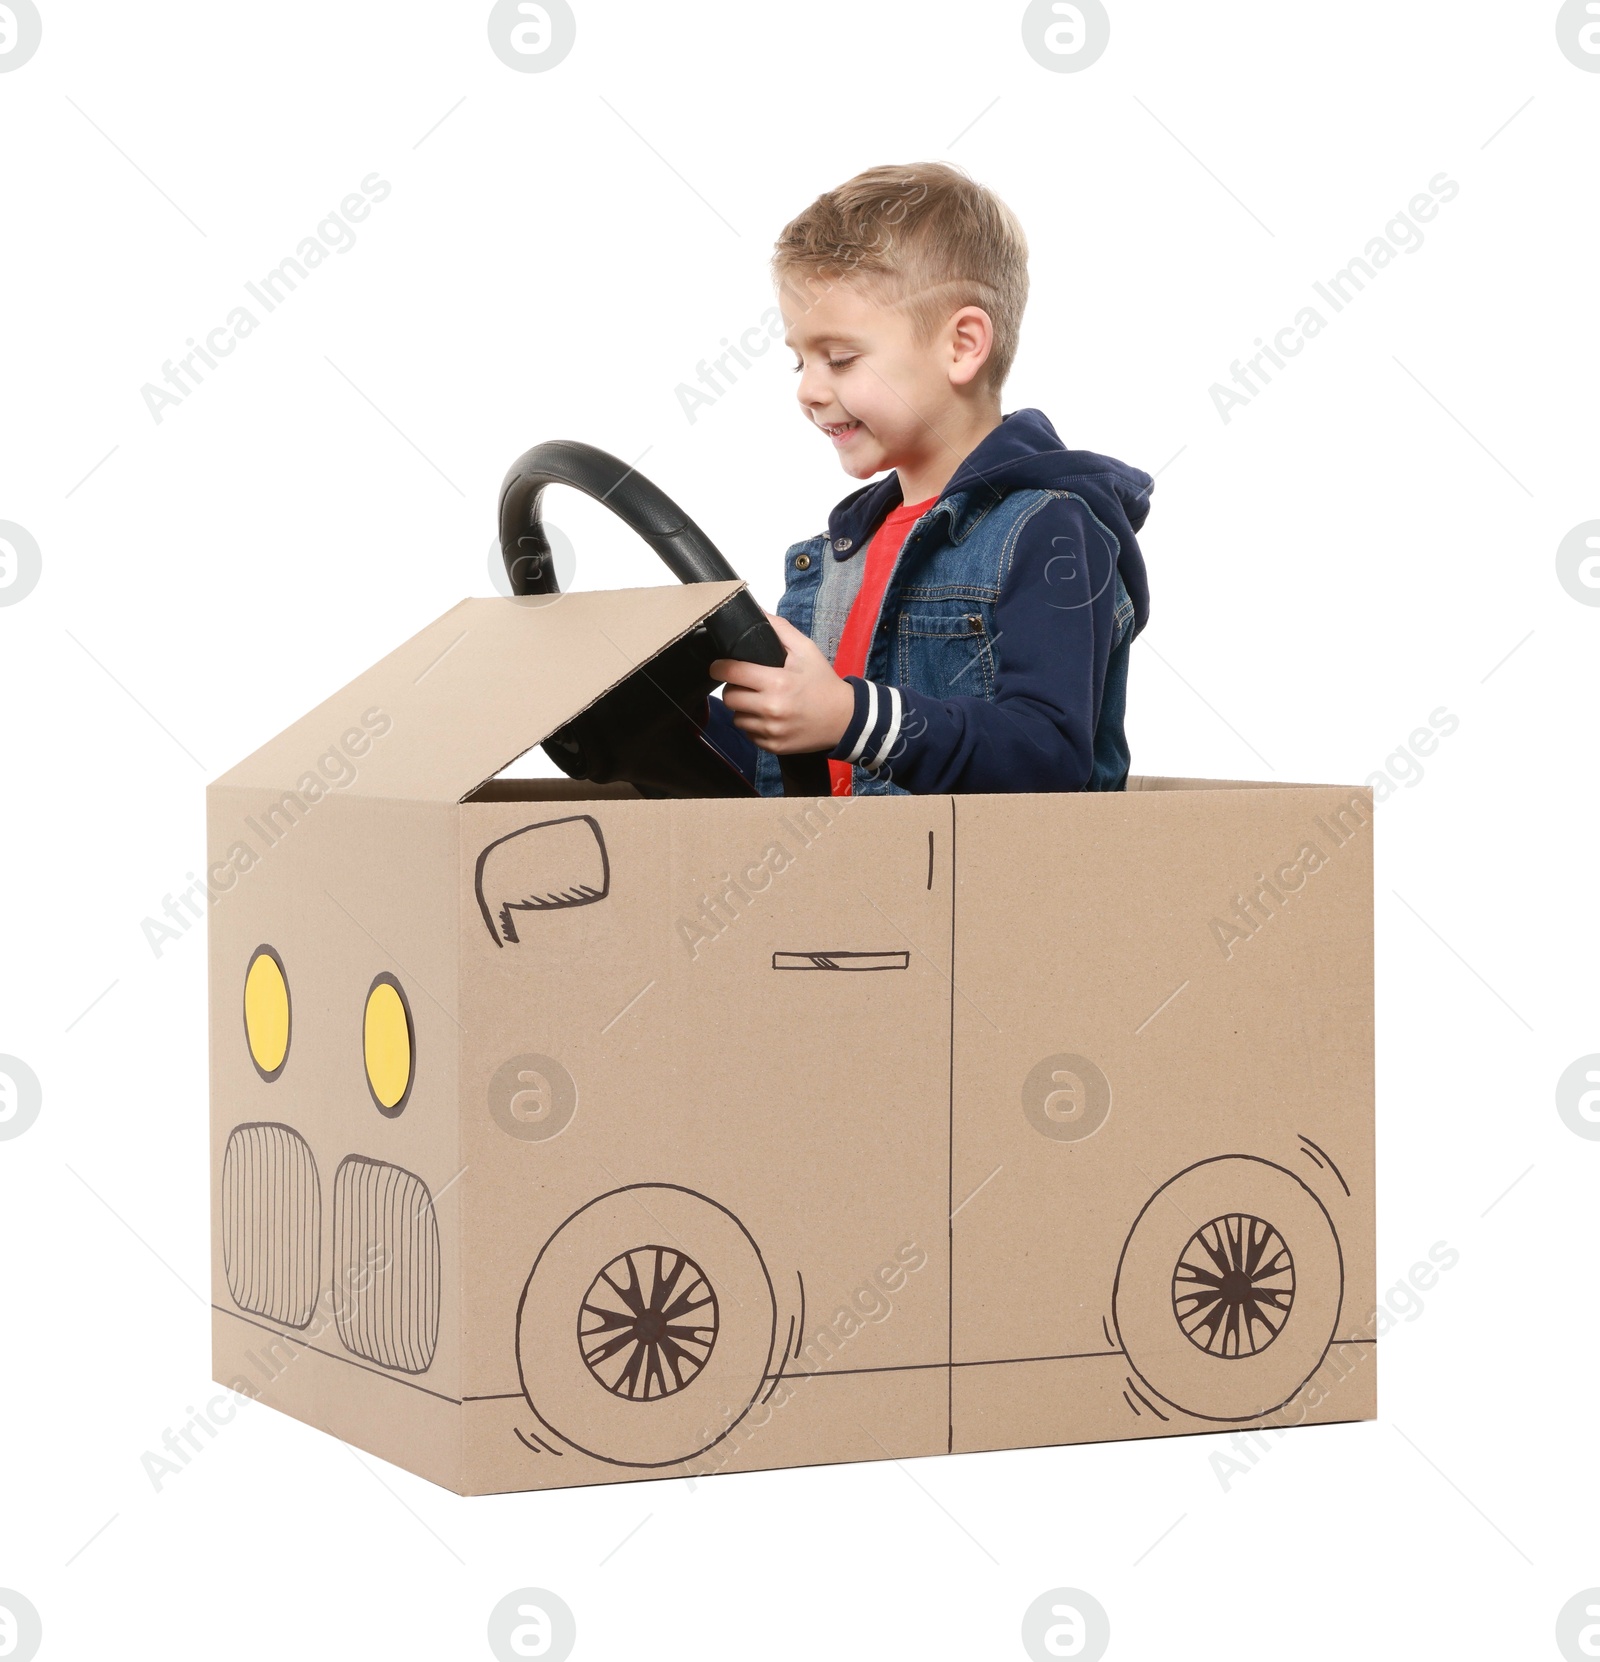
703;161;1152;797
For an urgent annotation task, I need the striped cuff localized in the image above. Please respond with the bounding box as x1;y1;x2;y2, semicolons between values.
829;677;904;773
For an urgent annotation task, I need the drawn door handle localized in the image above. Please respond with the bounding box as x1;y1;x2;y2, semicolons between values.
771;950;909;972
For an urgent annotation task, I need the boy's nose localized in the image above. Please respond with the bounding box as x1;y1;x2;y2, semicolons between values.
795;364;832;411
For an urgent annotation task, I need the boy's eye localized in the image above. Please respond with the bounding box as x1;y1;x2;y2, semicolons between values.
791;355;859;372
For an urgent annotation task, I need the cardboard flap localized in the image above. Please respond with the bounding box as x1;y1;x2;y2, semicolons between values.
213;582;745;802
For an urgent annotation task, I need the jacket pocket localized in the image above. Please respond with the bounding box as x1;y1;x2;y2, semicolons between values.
896;606;996;699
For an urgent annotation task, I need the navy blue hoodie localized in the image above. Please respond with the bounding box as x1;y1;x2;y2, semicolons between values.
711;408;1152;794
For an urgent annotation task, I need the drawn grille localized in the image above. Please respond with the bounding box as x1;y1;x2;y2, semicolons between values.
221;1122;321;1329
333;1157;441;1373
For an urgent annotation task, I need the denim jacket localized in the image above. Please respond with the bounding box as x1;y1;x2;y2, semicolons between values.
705;408;1152;795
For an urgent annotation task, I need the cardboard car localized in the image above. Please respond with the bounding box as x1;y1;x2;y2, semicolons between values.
206;446;1375;1494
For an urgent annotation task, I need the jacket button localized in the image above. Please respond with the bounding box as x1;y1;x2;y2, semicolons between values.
794;553;811;570
833;537;852;551
966;615;982;632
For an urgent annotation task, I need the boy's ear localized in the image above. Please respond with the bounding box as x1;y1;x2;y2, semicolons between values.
946;306;996;389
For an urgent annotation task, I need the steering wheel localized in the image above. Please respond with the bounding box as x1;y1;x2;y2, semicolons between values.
499;441;831;798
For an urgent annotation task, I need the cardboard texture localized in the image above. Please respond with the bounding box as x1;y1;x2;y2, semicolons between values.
208;584;1376;1495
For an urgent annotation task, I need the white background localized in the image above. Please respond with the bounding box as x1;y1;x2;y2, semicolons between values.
1;2;1597;1657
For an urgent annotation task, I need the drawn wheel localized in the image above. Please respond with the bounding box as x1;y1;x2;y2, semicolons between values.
1172;1214;1294;1359
517;1184;776;1467
1114;1157;1342;1422
580;1246;719;1400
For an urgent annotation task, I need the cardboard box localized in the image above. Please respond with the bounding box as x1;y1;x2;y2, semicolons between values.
208;581;1375;1495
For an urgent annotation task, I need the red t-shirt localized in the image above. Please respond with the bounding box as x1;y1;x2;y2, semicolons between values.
827;494;937;796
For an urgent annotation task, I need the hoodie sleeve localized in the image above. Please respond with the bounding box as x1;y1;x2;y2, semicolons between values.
827;493;1133;794
701;691;760;788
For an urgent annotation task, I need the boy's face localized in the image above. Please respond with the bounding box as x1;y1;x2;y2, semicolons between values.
780;277;989;491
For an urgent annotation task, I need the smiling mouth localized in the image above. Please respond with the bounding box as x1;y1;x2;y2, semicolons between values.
819;419;862;442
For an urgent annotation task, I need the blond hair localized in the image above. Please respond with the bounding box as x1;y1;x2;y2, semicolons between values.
771;162;1030;389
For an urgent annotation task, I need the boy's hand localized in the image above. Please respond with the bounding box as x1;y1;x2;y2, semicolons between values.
710;613;855;754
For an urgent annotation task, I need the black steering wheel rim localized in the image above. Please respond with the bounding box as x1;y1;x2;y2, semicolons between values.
499;440;782;669
497;441;831;796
